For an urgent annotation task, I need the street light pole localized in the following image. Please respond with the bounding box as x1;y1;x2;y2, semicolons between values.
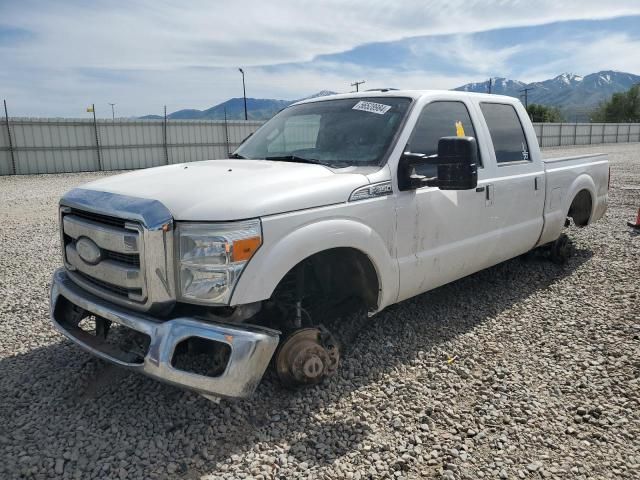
238;68;248;120
108;103;116;120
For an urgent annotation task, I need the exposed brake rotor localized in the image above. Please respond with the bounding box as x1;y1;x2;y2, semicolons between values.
275;327;340;388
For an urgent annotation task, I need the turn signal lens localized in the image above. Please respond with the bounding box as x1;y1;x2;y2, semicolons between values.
232;236;261;262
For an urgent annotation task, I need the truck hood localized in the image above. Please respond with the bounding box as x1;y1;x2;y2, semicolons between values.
79;160;370;220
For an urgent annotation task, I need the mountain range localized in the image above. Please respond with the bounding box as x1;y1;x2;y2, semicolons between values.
454;70;640;120
140;71;639;121
140;90;337;121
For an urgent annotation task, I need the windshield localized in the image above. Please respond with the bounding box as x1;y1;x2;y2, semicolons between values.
235;97;412;167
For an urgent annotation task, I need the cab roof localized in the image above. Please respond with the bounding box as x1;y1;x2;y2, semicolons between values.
291;89;522;106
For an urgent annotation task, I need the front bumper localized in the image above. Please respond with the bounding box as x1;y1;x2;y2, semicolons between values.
50;268;279;399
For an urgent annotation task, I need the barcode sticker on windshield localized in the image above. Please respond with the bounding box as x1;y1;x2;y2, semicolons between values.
352;101;392;115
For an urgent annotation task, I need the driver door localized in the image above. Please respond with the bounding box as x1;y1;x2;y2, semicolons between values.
395;100;498;302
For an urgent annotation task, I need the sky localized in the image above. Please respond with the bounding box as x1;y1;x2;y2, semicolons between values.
1;1;640;118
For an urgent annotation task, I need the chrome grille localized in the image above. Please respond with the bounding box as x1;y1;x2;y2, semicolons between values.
68;208;127;228
76;271;143;298
61;210;147;304
59;188;176;313
104;250;141;266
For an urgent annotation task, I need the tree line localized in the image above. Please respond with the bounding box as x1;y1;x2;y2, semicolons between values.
523;84;640;123
591;84;640;122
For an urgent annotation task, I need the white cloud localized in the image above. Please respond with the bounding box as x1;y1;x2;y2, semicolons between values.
1;1;640;116
407;35;529;76
516;33;640;82
254;61;471;95
3;0;640;70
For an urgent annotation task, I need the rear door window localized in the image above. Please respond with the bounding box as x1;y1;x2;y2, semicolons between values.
479;103;530;163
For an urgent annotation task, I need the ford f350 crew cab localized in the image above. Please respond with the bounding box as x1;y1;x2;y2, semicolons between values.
50;90;609;399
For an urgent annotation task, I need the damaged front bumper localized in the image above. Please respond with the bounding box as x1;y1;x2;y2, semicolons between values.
49;268;279;399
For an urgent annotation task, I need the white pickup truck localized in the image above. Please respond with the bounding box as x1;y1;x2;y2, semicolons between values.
50;90;609;399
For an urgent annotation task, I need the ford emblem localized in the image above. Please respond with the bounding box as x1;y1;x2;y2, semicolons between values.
76;237;102;265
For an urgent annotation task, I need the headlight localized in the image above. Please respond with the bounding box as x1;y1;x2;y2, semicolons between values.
177;220;261;304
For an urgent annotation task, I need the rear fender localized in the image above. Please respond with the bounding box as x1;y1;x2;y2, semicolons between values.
563;173;597;223
538;173;596;246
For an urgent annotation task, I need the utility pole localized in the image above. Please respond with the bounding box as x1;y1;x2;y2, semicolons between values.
238;68;248;120
89;103;102;170
519;87;534;110
351;80;366;92
3;99;16;174
224;107;230;155
108;103;116;120
487;78;493;94
163;105;169;165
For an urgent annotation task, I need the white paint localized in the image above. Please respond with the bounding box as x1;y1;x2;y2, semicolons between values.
82;159;369;221
79;90;609;313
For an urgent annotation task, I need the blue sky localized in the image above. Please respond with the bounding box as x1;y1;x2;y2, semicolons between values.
1;1;640;117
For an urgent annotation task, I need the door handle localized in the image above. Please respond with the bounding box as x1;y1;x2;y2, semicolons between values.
485;184;494;206
475;186;485;192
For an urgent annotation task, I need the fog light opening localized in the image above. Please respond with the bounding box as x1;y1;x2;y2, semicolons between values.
54;296;151;364
171;337;231;377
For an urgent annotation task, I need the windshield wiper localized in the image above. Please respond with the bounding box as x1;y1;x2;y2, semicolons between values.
264;155;350;168
228;152;246;159
264;155;327;165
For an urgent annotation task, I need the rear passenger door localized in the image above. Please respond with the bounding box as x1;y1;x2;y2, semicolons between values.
476;102;545;262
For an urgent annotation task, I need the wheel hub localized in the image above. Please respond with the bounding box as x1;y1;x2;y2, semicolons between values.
275;328;340;387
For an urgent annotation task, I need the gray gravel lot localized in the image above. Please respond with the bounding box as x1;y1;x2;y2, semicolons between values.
1;144;639;479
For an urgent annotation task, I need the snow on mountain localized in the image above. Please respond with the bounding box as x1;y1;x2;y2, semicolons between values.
555;73;583;86
456;77;525;95
454;70;640;119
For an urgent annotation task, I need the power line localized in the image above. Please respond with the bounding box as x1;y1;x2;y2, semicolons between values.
519;87;535;109
350;80;366;92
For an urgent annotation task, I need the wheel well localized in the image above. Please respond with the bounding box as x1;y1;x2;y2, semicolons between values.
268;248;380;325
568;189;593;227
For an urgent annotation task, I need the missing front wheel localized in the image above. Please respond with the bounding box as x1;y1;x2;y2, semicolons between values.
274;327;340;388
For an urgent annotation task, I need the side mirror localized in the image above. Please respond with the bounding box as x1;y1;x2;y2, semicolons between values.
398;136;478;191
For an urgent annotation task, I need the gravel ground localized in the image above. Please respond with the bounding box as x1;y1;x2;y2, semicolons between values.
1;144;639;480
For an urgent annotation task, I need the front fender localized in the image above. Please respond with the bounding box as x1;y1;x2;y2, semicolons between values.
230;217;398;312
